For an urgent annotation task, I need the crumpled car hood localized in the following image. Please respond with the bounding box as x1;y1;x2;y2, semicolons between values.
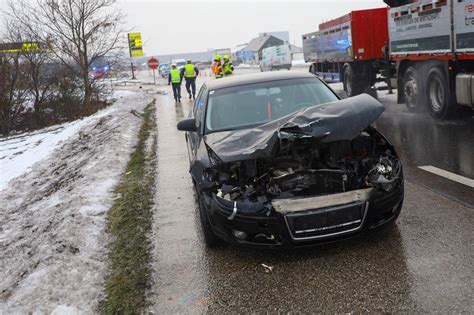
203;94;385;163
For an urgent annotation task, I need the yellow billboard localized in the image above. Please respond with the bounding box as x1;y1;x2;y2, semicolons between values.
0;42;43;53
128;33;143;57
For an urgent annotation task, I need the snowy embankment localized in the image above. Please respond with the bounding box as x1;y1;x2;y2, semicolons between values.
0;89;137;191
0;89;152;313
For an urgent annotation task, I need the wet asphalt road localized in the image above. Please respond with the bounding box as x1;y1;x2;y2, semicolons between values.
147;70;473;313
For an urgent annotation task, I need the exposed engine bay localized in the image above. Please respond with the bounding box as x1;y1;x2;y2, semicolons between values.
204;127;401;204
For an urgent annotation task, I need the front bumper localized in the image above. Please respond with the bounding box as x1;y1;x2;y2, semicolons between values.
202;182;404;249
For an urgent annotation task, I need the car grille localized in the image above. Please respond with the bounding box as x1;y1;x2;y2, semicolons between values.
284;201;368;240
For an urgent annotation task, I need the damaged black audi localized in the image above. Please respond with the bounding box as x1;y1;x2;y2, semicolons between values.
177;72;403;248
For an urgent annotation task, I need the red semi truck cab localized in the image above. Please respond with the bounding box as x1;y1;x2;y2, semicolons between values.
303;8;390;96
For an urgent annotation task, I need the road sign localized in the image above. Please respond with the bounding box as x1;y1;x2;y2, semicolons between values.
148;57;159;84
148;58;159;70
128;33;143;57
0;42;44;54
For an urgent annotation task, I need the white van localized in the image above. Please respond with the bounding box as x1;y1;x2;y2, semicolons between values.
260;45;292;72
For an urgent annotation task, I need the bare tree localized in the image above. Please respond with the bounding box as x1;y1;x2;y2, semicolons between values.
0;51;29;136
7;0;124;109
4;20;55;128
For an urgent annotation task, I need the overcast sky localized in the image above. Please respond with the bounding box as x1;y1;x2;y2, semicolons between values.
1;0;384;55
119;0;384;55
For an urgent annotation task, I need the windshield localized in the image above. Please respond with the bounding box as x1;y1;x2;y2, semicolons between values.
205;78;339;133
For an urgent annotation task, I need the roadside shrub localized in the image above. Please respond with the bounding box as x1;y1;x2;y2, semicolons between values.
0;59;110;136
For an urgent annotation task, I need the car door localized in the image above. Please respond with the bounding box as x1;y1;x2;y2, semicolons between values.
187;85;207;164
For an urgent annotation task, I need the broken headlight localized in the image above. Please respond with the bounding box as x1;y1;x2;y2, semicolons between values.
367;152;401;192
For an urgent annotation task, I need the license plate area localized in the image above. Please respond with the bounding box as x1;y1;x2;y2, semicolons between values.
285;201;368;240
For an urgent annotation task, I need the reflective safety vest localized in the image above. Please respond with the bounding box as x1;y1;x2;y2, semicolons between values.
170;69;181;83
213;63;224;79
224;62;234;76
184;64;196;78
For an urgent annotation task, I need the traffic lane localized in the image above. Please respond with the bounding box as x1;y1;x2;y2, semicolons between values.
375;92;473;179
149;88;199;312
325;84;474;206
373;93;474;207
148;81;473;313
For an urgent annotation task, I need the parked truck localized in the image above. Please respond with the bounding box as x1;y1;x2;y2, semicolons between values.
303;0;474;120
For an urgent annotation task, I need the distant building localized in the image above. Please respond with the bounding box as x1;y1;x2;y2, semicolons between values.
231;43;253;64
244;35;284;61
289;44;304;61
259;31;290;43
154;51;214;65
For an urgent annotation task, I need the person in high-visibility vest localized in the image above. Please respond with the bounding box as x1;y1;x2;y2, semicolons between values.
181;59;199;100
168;64;183;103
223;55;234;77
212;55;224;79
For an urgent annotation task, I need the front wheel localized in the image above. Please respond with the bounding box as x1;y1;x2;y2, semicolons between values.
194;186;225;248
426;67;451;120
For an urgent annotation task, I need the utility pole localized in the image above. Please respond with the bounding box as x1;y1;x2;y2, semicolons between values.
130;61;135;80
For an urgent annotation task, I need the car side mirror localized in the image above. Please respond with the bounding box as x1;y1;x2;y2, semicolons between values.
177;118;197;132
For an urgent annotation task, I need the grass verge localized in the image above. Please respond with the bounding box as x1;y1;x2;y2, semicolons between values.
101;100;157;314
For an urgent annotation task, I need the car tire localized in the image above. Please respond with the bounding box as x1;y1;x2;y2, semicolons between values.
403;66;425;112
425;66;452;120
194;186;225;248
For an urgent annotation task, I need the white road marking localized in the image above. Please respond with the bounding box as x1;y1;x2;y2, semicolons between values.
418;165;474;188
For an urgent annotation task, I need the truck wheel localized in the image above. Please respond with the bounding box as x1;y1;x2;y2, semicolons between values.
426;67;451;120
343;65;362;97
403;67;423;111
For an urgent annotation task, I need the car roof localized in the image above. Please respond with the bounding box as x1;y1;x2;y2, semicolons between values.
204;71;318;90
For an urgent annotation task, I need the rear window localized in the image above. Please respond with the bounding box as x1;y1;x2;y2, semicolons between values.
205;78;338;133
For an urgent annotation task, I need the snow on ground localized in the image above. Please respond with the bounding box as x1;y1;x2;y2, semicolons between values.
0;88;153;313
236;63;259;68
109;89;137;99
291;60;310;66
0;89;138;191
